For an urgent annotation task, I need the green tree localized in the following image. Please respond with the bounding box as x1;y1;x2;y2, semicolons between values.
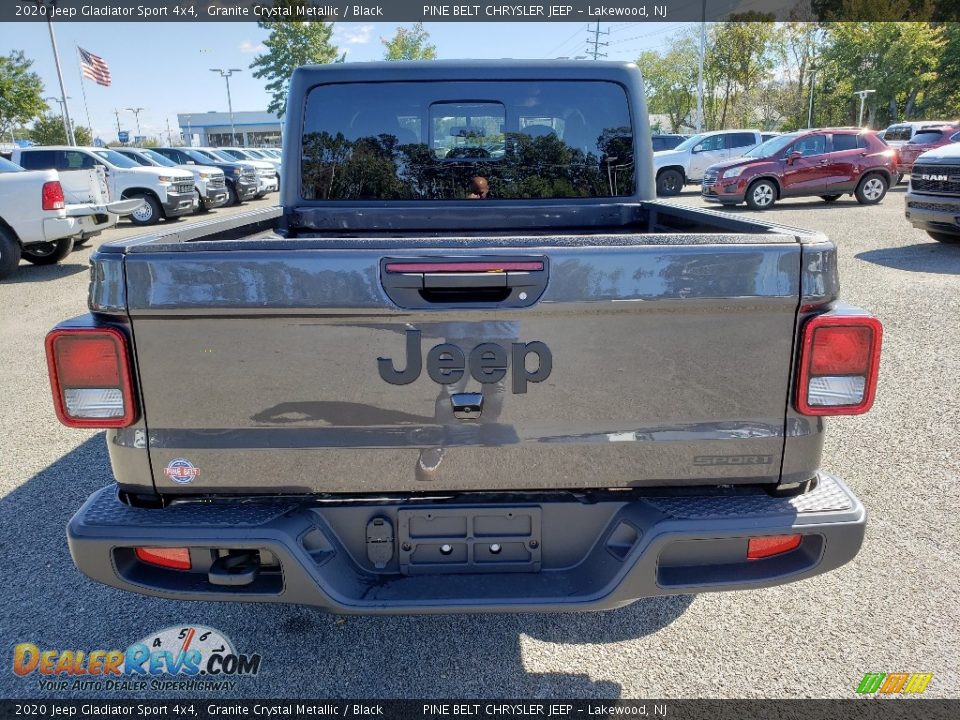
381;23;437;61
818;22;946;127
636;37;699;132
706;15;776;128
250;17;339;117
30;115;92;146
0;50;47;138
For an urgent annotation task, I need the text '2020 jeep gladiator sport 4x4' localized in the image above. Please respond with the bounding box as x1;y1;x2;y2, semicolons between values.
49;62;881;614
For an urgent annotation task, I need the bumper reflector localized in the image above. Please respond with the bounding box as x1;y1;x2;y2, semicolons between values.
747;534;802;560
135;547;192;570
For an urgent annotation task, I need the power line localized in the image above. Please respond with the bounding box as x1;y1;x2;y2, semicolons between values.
548;25;588;57
607;23;687;48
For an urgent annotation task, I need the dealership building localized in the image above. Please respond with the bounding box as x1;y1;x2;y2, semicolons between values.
177;111;282;147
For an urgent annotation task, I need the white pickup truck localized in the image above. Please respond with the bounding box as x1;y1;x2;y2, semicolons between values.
114;147;229;212
13;146;196;226
0;155;141;280
653;129;765;196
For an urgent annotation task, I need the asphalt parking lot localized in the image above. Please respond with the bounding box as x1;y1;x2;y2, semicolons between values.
1;185;958;699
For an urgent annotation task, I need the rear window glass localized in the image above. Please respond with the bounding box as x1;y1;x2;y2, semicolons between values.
884;126;913;142
301;81;635;201
910;130;945;144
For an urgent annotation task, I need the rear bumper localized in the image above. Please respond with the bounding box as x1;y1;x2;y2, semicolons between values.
67;472;866;614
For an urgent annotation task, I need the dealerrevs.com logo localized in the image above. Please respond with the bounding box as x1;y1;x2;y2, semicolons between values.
13;625;261;692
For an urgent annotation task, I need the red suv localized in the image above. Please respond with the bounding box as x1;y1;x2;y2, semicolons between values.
702;129;897;210
896;124;960;174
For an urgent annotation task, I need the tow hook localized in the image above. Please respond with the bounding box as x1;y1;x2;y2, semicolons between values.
208;550;261;587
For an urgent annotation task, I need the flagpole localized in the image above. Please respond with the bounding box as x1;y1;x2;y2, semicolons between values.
42;2;76;146
75;45;93;141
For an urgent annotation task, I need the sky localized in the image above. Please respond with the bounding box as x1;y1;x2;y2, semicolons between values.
0;21;689;143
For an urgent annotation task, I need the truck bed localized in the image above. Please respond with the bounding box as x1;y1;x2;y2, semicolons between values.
89;201;835;498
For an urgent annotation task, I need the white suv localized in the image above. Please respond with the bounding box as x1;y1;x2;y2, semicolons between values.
653;130;763;196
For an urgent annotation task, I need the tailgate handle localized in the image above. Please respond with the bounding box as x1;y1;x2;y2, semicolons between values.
381;257;548;308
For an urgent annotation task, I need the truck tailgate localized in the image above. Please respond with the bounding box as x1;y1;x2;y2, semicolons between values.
57;168;108;205
122;239;802;495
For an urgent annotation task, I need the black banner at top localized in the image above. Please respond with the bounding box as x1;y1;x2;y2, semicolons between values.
4;0;960;23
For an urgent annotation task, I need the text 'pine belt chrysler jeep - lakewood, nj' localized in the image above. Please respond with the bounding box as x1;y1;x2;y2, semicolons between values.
47;62;882;614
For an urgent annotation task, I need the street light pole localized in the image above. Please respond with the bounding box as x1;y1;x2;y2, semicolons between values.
210;68;243;145
45;95;73;140
695;0;706;133
37;0;76;145
126;107;144;143
855;89;876;128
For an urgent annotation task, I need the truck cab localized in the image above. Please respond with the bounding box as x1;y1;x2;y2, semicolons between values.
14;146;195;226
653;129;763;196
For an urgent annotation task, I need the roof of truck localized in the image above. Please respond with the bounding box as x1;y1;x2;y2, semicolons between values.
291;59;641;84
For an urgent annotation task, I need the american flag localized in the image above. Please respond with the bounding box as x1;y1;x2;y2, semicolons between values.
78;47;111;87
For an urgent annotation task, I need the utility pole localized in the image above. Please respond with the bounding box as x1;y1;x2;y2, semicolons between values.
126;107;144;144
696;0;706;133
855;89;876;128
210;68;243;145
807;58;818;129
587;22;608;61
166;118;173;145
37;0;76;146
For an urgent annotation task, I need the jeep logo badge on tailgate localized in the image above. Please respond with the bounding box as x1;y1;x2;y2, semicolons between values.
378;329;552;394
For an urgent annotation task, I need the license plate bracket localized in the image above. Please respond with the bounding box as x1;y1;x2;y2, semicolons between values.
397;506;542;575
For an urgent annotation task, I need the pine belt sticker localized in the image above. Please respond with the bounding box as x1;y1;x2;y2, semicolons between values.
164;458;200;484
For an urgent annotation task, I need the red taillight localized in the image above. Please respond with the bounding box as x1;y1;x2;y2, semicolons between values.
45;327;137;428
747;534;803;560
796;314;882;416
135;547;192;570
42;181;65;211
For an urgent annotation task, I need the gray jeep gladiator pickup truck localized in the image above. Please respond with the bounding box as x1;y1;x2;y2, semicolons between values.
48;61;882;614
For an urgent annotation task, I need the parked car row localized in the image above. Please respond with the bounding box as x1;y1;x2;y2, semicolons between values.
893;123;960;175
652;129;782;196
0;144;281;281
